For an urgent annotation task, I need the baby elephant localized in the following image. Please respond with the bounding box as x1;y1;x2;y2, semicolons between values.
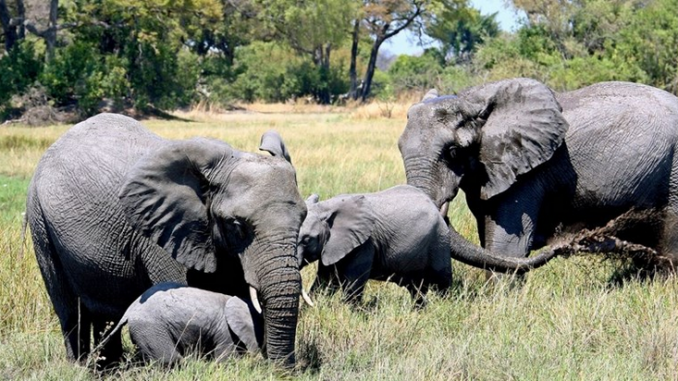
297;185;452;306
94;282;262;367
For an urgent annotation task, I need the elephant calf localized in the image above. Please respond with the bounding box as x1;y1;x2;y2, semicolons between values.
297;185;452;306
95;283;262;367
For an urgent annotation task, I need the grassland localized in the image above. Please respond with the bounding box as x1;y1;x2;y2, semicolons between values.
1;105;678;380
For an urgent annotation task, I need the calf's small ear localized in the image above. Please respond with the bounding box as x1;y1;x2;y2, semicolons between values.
320;195;376;266
226;297;263;353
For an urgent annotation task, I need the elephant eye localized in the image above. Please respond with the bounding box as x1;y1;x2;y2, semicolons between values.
447;145;457;160
232;219;247;239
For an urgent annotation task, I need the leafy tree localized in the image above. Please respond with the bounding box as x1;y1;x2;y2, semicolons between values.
613;0;678;93
359;0;427;101
0;40;41;109
255;0;356;103
425;0;500;63
388;49;443;92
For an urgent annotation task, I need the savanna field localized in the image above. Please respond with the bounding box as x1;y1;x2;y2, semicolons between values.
2;102;678;380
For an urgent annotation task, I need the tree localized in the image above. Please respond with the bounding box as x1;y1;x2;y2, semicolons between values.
256;0;356;103
425;0;499;63
0;0;24;52
613;0;678;93
359;0;427;101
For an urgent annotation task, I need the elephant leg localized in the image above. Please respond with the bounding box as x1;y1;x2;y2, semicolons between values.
656;208;678;270
129;323;182;367
30;217;91;362
405;278;429;309
426;268;452;297
338;245;374;304
481;186;543;280
92;319;123;368
312;264;342;296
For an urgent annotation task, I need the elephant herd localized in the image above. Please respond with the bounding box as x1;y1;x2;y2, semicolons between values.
25;77;678;369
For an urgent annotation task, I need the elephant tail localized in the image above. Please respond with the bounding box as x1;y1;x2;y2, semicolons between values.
86;313;130;367
19;210;27;261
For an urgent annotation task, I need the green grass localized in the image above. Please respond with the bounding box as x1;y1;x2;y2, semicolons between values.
1;111;678;380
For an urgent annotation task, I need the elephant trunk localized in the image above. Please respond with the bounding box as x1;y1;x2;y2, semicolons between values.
449;226;559;273
402;156;452;208
255;245;301;367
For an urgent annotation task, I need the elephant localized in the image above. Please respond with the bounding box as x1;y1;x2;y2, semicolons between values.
26;113;306;367
399;78;678;270
297;185;452;306
93;283;263;367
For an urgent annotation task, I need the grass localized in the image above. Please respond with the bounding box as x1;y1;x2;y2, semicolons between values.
1;106;678;380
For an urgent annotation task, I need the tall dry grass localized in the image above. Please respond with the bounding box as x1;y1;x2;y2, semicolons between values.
1;105;678;380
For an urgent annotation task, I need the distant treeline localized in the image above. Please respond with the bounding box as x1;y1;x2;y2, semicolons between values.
1;0;677;121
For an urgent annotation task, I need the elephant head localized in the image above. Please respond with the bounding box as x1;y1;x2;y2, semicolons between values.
118;130;305;366
399;78;568;207
398;78;568;272
297;194;376;268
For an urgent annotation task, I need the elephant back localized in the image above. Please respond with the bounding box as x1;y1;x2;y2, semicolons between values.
29;113;180;319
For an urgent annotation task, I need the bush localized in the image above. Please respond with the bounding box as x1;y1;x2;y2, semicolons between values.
0;42;43;119
225;42;349;103
388;50;444;93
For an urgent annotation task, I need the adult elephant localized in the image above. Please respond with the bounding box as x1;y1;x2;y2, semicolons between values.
26;114;306;367
399;78;678;268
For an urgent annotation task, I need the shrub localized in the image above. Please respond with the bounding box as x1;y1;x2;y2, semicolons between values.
0;42;43;119
388;51;444;93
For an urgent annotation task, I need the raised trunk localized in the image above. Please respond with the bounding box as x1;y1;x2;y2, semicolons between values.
255;245;301;367
449;226;558;273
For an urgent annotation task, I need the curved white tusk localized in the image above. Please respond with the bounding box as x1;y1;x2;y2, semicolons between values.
301;288;315;307
249;286;262;314
439;202;449;217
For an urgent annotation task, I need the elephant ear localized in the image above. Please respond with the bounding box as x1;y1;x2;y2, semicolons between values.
422;88;438;102
463;78;569;200
119;138;235;273
259;130;291;163
320;195;376;266
226;297;262;353
306;194;320;204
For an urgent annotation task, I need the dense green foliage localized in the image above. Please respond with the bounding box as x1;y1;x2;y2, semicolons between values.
1;0;678;120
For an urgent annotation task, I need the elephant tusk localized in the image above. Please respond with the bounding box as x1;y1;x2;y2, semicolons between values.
301;288;315;307
249;286;262;314
439;202;449;217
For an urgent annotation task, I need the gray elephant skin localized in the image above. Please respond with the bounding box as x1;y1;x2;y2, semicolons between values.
26;113;306;366
297;185;451;305
95;283;263;367
399;78;678;268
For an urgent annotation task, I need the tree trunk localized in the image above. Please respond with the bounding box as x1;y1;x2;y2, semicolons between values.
44;0;57;61
348;19;360;100
360;37;383;102
0;0;18;51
